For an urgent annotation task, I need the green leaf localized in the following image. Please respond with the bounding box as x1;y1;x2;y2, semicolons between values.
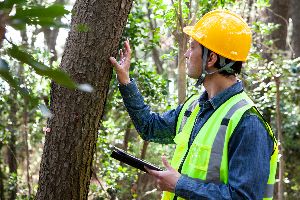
10;17;68;30
10;4;69;29
0;0;26;9
0;58;38;105
14;4;69;18
7;45;77;89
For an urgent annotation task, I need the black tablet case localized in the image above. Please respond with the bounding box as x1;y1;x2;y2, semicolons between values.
110;146;163;172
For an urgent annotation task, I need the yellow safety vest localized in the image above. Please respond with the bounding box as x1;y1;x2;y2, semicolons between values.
162;91;278;200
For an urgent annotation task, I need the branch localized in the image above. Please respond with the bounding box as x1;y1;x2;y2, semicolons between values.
189;0;199;25
170;0;181;34
178;0;183;31
266;7;294;54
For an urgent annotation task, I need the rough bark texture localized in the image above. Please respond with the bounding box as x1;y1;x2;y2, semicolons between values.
36;0;133;199
290;0;300;58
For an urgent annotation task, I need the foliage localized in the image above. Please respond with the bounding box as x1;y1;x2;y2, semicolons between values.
0;0;92;105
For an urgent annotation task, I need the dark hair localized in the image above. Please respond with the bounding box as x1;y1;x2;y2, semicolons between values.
206;48;243;76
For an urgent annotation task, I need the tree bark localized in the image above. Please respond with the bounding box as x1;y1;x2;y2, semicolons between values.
275;76;284;200
290;0;300;57
36;0;133;199
177;35;188;104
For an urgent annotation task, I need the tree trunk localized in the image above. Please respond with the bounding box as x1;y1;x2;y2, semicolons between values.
177;35;188;104
0;140;4;200
43;27;59;65
140;141;149;160
23;99;32;198
268;0;290;51
43;0;65;65
275;76;284;200
265;1;289;198
36;0;133;199
146;2;163;74
7;88;18;200
172;0;189;104
136;141;154;199
290;0;300;57
123;122;131;151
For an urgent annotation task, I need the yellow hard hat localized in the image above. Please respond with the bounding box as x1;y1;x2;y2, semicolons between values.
183;10;252;61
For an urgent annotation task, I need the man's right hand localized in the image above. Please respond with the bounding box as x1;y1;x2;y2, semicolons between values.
109;39;131;85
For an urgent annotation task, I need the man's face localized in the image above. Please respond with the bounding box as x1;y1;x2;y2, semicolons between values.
184;39;202;79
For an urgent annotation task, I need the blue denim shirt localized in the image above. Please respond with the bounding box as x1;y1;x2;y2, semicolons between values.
119;79;274;200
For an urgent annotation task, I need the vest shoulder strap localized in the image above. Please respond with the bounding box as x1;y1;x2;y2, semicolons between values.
176;94;200;134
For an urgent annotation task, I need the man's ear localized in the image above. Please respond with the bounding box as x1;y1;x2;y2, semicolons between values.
207;52;218;68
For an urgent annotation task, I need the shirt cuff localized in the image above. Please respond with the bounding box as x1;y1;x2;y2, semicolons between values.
175;175;204;199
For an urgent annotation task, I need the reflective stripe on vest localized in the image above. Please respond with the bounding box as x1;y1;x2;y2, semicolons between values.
162;91;278;200
206;99;249;183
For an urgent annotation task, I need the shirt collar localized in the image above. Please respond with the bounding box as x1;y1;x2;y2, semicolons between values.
198;80;244;110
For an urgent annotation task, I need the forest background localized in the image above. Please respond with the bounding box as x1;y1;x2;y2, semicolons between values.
0;0;299;199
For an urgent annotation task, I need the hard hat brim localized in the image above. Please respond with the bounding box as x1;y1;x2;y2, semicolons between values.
183;26;195;36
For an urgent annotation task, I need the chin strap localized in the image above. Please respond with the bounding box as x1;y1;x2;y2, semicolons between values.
195;47;208;87
195;47;236;87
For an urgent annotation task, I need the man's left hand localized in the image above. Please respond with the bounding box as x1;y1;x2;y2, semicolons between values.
145;156;181;192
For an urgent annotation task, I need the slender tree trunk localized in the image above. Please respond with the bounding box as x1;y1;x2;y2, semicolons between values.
123;122;131;151
268;0;289;51
275;76;284;200
136;141;150;198
7;89;18;200
177;36;188;104
43;27;59;65
140;141;149;160
177;0;188;104
0;140;4;200
23;99;32;198
146;2;163;74
36;0;133;199
290;0;300;57
43;0;65;65
172;0;189;104
265;1;289;198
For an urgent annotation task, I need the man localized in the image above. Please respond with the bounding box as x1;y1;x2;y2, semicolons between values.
109;10;277;200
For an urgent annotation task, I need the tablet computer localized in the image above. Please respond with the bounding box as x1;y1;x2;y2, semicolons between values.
110;146;163;172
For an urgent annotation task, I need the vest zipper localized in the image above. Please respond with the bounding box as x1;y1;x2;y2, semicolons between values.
173;114;200;200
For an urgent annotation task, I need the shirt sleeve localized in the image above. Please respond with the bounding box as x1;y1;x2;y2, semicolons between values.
119;79;182;144
174;112;274;199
